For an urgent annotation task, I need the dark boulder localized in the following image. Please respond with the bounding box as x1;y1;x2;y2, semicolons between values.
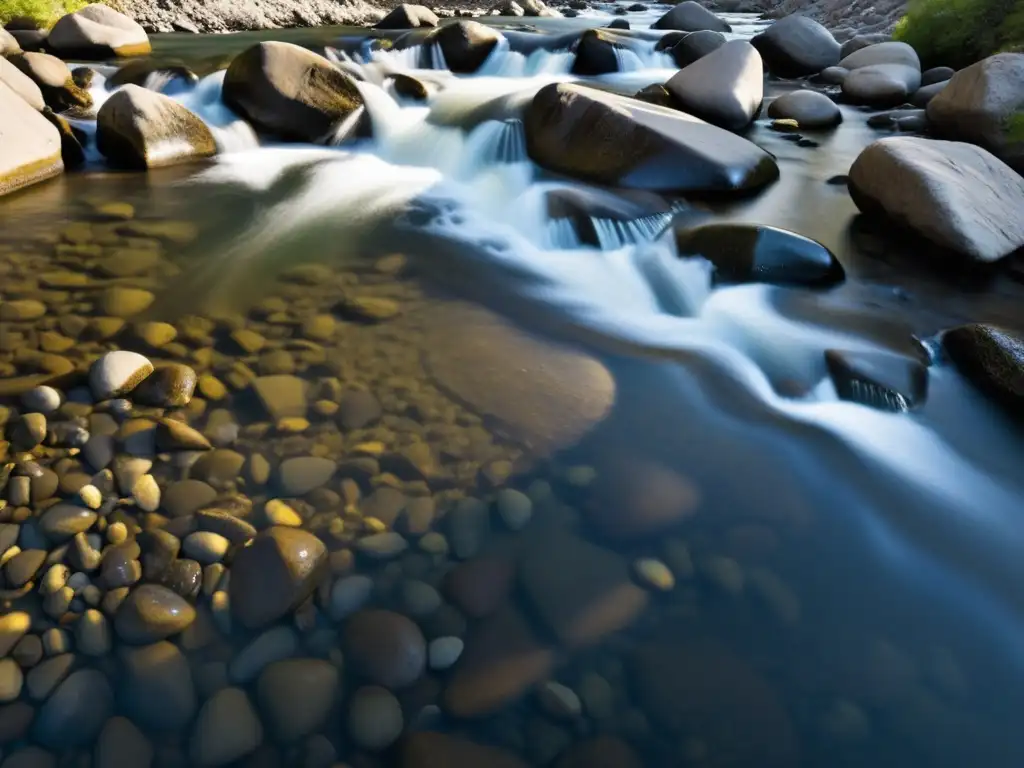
674;222;844;286
751;15;840;78
670;29;725;68
572;28;622;76
430;21;503;73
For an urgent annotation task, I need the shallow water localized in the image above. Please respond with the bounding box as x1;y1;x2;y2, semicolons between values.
3;5;1024;768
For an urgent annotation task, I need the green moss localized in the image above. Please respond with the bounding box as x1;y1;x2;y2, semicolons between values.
1006;112;1024;143
0;0;90;29
894;0;1022;69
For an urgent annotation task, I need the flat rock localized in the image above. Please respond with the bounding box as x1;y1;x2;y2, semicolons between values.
344;609;426;689
190;687;263;766
251;375;307;420
665;40;763;131
0;80;63;198
48;4;150;58
257;658;338;742
839;40;920;71
675;222;844;285
848;136;1024;262
751;15;840;77
119;641;196;731
337;389;382;429
114;584;197;643
33;669;112;749
524;82;778;193
944;325;1024;419
229;527;327;629
162;479;217;518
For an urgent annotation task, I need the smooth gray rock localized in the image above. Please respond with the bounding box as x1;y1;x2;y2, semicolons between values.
766;89;842;128
751;15;839;77
839;41;920;71
666;39;763;130
0;81;62;198
652;1;730;32
229;626;299;684
843;63;921;106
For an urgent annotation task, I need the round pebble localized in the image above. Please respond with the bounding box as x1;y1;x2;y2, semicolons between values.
328;575;374;621
263;499;302;527
495;488;533;531
347;686;403;751
183;531;231;565
428;636;464;671
22;386;61;414
132;474;161;512
189;687;263;766
89;351;154;401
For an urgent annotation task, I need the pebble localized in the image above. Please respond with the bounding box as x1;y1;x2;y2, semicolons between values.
133;364;198;407
263;499;302;527
230;328;266;354
0;658;23;702
6;477;29;506
195;509;257;545
12;635;42;668
356;531;408;560
162;479;217;518
134;320;177;347
183;531;230;565
401;579;443;617
336;296;400;323
251;374;307;421
25;652;73;701
446;497;490;560
120;641;197;730
328;574;374;621
89;350;154;401
347;686;404;751
0;299;46;321
33;668;112;749
74;609;111;656
38;504;97;541
11;413;46;450
100;286;155;317
160;558;202;599
189;687;263;766
114;584;197;643
337;389;382;430
78;484;103;510
83;434;115;470
95;717;154;768
106;521;128;544
132;473;161;512
21;386;60;414
4;549;46;587
43;585;73;617
69;532;102;572
277;456;336;496
419;532;448;556
229;626;299;684
257;658;338;743
428;636;464;671
538;680;582;720
633;557;675;591
496;488;533;531
344;609;426;689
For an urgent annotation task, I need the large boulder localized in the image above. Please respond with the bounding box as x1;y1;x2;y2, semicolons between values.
751;15;840;78
670;29;725;68
430;21;503;73
9;52;91;112
0;82;63;198
848;136;1024;262
766;89;842;129
48;4;150;58
652;1;731;32
838;41;920;71
842;64;921;107
665;40;763;131
223;41;364;143
524;82;778;193
0;56;44;111
926;53;1024;174
97;84;216;169
374;4;439;29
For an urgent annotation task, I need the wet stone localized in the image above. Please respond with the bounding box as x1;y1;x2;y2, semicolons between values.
335;295;400;323
100;543;142;589
183;531;230;564
89;350;153;401
356;532;409;560
348;685;403;751
114;583;197;643
162;479;217;518
338;389;382;430
825;348;928;411
277;456;336;496
120;640;196;731
428;636;464;670
25;654;74;701
160;558;203;599
444;555;515;619
4;548;45;587
633;557;676;591
99;286;155;317
33;668;113;749
39;504;97;542
196;508;257;544
446;497;490;560
538;680;582;720
0;658;23;702
251;375;307;421
190;687;263;767
329;574;374;621
257;658;338;743
133;363;198;408
190;449;246;488
74;609;111;656
943;325;1024;419
229;626;298;684
11;413;46;450
0;299;46;321
344;609;427;689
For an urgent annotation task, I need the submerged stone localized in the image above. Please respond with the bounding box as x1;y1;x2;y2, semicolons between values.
824;349;928;411
674;223;844;286
524;82;778;193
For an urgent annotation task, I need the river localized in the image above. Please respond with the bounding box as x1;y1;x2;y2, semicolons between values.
2;5;1024;767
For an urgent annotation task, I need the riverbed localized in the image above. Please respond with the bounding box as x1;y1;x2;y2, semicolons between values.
2;5;1024;768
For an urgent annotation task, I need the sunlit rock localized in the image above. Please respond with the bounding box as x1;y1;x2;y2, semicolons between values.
665;40;763;131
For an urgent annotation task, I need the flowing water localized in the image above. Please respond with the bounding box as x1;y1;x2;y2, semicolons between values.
3;5;1024;768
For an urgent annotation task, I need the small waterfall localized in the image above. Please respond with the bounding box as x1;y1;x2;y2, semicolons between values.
176;71;260;153
461;119;527;166
612;43;676;72
593;213;674;249
430;42;448;71
546;218;580;249
476;38;575;78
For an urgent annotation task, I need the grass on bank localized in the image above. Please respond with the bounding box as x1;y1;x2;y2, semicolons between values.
0;0;90;28
893;0;1024;69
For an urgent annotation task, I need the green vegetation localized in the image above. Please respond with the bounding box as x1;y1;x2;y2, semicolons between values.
0;0;89;28
1007;112;1024;142
893;0;1024;69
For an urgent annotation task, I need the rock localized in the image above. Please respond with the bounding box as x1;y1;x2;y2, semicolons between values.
376;4;439;28
943;325;1024;418
444;555;515;618
356;532;409;560
25;654;73;701
345;610;427;689
446;497;490;560
633;557;675;590
571;29;623;76
848;137;1024;262
39;504;97;542
89;351;153;401
675;222;844;286
251;375;307;420
429;636;464;670
921;66;956;86
825;349;928;411
132;363;198;408
912;80;947;108
0;659;23;702
74;609;111;656
48;4;150;58
334;295;400;322
348;686;403;751
278;456;336;496
159;559;201;599
0;27;20;55
926;53;1024;173
554;737;642;768
766;90;842;128
156;418;211;451
670;29;725;68
0;56;43;111
524;82;778;193
0;81;62;198
629;641;798;768
162;479;217;518
229;626;298;685
518;532;647;648
120;641;196;731
0;613;30;657
190;687;263;766
652;1;730;32
665;40;762;131
182;531;230;565
40;106;85;169
816;65;849;85
95;717;153;768
839;41;920;71
843;63;922;106
33;669;112;749
751;15;839;77
22;385;60;413
190;449;245;487
9;52;91;112
114;584;197;643
538;681;582;719
840;33;888;58
400;732;530;768
430;21;502;73
494;488;532;531
257;658;338;742
229;527;327;629
11;414;45;451
223;42;364;143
